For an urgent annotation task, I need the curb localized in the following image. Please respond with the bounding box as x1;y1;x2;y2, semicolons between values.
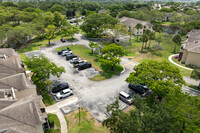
121;68;126;74
168;54;193;71
183;86;200;94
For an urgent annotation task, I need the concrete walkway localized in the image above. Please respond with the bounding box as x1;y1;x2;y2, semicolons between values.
45;96;78;133
168;54;193;71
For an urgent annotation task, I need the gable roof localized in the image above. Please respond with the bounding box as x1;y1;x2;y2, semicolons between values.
119;17;153;28
0;73;35;91
0;95;46;133
182;30;200;54
0;48;19;58
0;57;24;75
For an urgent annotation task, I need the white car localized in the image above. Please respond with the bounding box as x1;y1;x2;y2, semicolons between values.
56;88;73;99
69;57;81;63
62;51;73;56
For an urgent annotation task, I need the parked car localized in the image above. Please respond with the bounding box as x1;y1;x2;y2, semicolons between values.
66;54;77;60
62;51;73;56
61;39;66;42
57;49;67;55
81;16;85;19
128;83;152;97
72;60;86;65
77;62;92;70
56;88;73;99
51;83;69;95
119;91;133;105
70;57;81;64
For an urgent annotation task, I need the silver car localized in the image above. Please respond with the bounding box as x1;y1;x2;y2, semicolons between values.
62;51;73;56
119;91;133;105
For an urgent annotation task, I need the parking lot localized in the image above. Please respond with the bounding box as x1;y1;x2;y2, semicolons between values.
25;44;138;122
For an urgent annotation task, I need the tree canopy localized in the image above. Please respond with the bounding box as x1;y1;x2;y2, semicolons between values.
80;13;118;37
99;43;125;70
126;60;185;100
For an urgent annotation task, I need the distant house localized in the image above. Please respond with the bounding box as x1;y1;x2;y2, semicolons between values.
179;30;200;67
119;17;154;36
0;48;48;133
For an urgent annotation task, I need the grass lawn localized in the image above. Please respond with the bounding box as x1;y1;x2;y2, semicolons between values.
45;113;61;133
124;33;192;77
17;33;70;53
55;45;123;81
65;108;109;133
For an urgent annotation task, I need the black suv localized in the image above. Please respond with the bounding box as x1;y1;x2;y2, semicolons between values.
128;83;152;97
51;83;69;95
57;49;66;55
77;62;92;70
66;54;77;60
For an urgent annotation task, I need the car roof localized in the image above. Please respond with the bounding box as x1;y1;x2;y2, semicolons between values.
119;91;130;98
63;89;71;93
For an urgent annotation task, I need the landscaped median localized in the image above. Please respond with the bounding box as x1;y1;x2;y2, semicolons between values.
55;45;124;81
65;108;109;133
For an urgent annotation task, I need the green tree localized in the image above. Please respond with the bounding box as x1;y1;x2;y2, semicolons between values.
24;55;65;93
126;60;185;100
190;69;200;89
89;41;98;54
140;33;148;52
178;28;187;36
135;23;142;41
172;34;182;53
62;25;79;39
45;25;56;45
99;43;125;70
80;13;118;37
53;11;63;29
50;4;66;13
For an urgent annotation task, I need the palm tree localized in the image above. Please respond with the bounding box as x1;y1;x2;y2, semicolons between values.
148;32;155;49
144;29;151;49
172;34;182;53
135;23;143;41
140;33;148;52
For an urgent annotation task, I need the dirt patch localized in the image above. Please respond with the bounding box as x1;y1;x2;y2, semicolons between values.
65;107;109;133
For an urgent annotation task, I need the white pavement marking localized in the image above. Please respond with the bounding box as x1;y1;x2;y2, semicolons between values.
168;54;193;71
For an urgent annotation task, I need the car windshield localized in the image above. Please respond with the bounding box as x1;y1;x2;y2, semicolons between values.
126;96;131;99
60;91;64;95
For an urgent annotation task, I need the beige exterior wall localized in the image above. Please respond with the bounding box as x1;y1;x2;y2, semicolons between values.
131;25;154;35
180;49;188;63
185;52;200;67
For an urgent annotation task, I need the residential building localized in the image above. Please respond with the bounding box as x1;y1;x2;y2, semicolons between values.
179;30;200;67
0;48;48;133
119;17;154;36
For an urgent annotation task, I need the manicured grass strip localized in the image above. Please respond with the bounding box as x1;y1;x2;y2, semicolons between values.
55;45;123;81
45;113;61;133
55;45;102;72
17;34;70;53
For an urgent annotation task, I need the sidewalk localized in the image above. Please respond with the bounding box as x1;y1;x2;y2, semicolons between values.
46;96;78;133
168;54;193;70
